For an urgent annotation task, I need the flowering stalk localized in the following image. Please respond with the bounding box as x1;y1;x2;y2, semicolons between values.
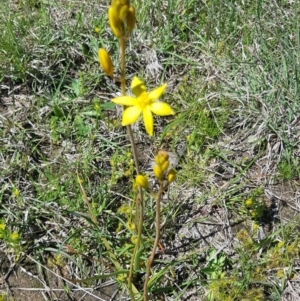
143;151;176;301
113;5;144;299
99;2;176;300
143;181;164;301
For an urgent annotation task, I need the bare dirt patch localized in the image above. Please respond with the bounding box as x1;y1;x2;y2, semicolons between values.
0;251;123;301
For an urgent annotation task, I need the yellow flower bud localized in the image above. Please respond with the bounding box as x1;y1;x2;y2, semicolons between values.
111;0;130;8
135;174;149;189
153;165;164;181
108;6;124;38
155;150;169;166
98;48;114;76
118;4;129;21
160;160;169;172
167;169;176;183
126;6;135;32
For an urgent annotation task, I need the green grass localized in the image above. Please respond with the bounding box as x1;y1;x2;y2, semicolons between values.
1;0;300;300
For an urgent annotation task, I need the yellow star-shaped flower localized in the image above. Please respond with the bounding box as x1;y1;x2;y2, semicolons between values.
111;77;174;136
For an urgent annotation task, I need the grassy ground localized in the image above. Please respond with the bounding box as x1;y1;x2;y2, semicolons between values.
1;0;300;300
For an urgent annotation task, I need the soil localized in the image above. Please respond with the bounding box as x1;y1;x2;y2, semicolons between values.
0;251;123;301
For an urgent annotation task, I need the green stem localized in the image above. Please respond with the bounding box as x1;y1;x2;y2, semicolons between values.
118;37;141;175
143;181;164;301
119;36;144;301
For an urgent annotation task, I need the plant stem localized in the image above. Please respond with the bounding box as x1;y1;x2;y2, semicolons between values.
118;38;141;175
119;36;144;300
143;182;164;301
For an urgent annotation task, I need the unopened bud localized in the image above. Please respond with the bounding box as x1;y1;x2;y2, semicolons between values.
135;174;149;189
155;150;169;166
126;6;135;32
153;165;164;181
160;160;169;172
167;169;176;183
98;48;114;76
111;0;130;8
108;6;124;38
118;4;129;21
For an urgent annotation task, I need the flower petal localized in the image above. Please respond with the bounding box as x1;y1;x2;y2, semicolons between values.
112;96;137;106
122;106;142;125
149;102;174;116
143;107;153;136
147;84;167;101
131;76;146;96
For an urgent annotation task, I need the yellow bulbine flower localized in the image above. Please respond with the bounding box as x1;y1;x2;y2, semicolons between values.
135;174;149;189
98;48;114;76
111;77;174;136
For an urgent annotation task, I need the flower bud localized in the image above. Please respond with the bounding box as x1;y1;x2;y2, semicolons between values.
126;6;136;32
135;174;149;189
167;169;176;183
118;4;129;21
160;160;169;172
111;0;130;8
98;48;114;76
108;6;124;38
155;150;169;165
153;165;164;181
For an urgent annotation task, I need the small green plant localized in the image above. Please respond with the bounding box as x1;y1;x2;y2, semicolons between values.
278;151;300;180
244;187;266;220
0;218;21;260
202;249;227;301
